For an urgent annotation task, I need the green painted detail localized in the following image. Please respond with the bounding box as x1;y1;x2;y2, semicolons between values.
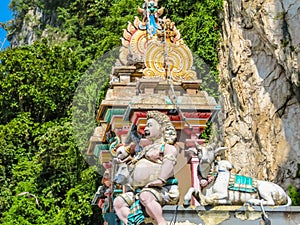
94;148;100;157
128;199;145;225
113;189;123;194
228;174;257;193
176;96;182;105
165;96;173;105
94;144;109;157
104;108;126;122
103;213;117;225
166;178;178;185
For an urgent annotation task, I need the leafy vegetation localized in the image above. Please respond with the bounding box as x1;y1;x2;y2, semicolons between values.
0;40;83;123
288;185;300;206
1;0;225;224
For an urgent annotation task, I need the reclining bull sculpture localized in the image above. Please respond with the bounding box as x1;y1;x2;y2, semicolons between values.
184;142;292;206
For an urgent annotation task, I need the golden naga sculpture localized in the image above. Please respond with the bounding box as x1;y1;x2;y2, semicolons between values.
118;0;197;82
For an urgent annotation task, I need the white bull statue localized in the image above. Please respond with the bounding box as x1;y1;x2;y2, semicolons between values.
184;142;292;206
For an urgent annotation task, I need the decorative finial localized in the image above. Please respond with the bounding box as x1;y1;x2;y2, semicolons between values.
137;0;164;36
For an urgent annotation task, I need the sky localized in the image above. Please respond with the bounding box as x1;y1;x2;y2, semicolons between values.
0;0;13;49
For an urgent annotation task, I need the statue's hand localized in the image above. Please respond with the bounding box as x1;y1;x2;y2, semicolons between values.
200;179;209;187
113;158;122;164
145;179;164;188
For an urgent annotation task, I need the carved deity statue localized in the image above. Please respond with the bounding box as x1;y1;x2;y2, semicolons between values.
113;111;179;225
138;0;164;36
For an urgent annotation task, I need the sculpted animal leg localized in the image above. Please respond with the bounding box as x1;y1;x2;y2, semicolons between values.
259;194;275;206
193;191;208;206
183;187;195;207
247;196;275;206
248;181;281;206
198;160;231;205
201;192;231;205
183;188;208;206
247;199;264;206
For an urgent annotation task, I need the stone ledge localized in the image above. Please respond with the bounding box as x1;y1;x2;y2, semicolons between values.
162;205;300;225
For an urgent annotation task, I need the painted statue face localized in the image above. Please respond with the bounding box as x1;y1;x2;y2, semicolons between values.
144;118;162;141
148;1;158;13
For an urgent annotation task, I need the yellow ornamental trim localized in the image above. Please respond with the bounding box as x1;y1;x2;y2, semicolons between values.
143;41;197;81
129;29;148;62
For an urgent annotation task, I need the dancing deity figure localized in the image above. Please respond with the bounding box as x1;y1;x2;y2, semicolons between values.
113;111;179;225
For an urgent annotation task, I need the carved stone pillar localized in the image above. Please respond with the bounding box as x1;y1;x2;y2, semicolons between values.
190;156;200;206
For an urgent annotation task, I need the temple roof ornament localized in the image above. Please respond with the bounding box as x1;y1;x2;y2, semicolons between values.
137;0;164;36
118;0;196;82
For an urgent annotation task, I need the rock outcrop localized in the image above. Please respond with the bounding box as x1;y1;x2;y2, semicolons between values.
218;0;300;189
8;6;64;47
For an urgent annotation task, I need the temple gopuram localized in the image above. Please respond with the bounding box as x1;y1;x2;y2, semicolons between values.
87;0;219;210
84;1;300;225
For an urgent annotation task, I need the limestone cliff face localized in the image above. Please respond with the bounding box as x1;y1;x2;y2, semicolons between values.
9;7;63;47
218;0;300;189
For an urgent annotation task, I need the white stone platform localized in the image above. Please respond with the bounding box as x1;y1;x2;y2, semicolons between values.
162;205;300;225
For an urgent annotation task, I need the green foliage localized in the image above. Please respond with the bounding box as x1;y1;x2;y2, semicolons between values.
55;0;144;60
200;122;212;141
0;40;83;123
0;113;36;180
0;114;35;218
0;117;102;224
175;0;222;97
2;161;43;224
288;185;300;206
9;0;35;16
72;47;117;154
58;167;102;225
